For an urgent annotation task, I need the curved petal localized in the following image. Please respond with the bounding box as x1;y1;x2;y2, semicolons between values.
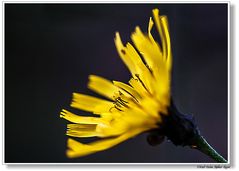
113;80;141;101
66;127;150;158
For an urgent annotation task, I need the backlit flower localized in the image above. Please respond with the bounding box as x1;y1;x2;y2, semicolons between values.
60;8;172;158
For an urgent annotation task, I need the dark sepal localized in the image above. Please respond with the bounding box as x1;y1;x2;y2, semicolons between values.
160;99;200;146
146;98;200;147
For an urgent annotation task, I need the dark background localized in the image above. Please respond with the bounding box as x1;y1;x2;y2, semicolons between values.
5;4;228;163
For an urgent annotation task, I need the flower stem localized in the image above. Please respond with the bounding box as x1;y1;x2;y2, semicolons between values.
192;135;227;163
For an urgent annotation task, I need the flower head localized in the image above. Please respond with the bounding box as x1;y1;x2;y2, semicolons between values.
60;8;172;158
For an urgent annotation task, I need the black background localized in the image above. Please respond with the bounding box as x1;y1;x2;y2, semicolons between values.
5;4;228;163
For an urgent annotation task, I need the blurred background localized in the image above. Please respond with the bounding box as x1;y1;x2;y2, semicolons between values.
5;3;228;163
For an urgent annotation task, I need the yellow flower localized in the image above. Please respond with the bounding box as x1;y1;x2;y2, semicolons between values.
60;8;172;158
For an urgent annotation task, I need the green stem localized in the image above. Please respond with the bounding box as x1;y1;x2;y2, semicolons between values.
192;135;227;163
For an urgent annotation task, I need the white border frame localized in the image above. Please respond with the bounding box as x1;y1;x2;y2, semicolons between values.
1;1;231;166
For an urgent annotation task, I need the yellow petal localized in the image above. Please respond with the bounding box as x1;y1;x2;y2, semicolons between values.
124;43;156;94
60;109;107;125
114;32;136;75
152;10;172;102
115;32;157;94
128;78;148;97
131;12;172;104
131;26;164;71
113;80;141;101
152;9;172;70
121;107;159;127
66;127;150;158
131;27;167;97
71;93;113;114
148;17;162;54
67;123;96;129
148;17;154;40
152;9;167;59
88;75;119;100
67;130;100;138
140;96;162;120
161;16;172;70
95;118;128;137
